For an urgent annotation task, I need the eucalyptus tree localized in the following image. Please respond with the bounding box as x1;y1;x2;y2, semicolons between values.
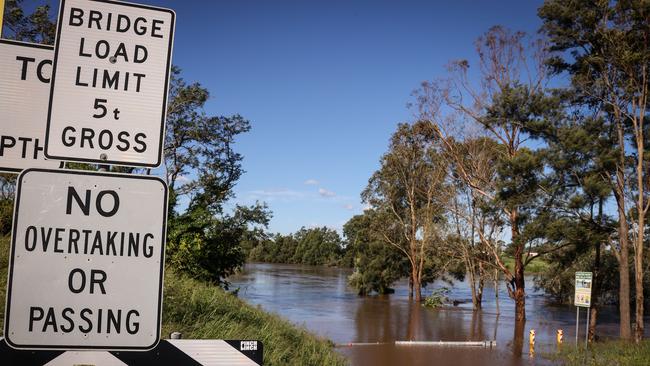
362;120;450;301
344;211;408;295
413;26;554;322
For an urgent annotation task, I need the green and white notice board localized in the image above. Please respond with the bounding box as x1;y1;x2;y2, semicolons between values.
575;272;593;307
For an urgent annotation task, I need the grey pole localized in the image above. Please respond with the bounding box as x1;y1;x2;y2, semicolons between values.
575;307;579;345
585;306;590;347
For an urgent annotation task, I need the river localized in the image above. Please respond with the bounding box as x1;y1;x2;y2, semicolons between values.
228;262;623;366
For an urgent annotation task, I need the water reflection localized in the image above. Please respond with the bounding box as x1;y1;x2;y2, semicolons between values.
229;263;627;366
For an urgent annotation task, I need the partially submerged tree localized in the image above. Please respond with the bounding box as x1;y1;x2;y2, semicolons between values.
344;211;409;295
433;26;553;322
363;120;450;301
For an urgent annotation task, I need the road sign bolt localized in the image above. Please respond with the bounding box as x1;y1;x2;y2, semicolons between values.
100;153;108;160
109;56;117;64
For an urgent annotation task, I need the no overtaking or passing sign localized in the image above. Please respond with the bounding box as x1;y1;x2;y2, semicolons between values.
0;40;61;173
4;169;168;350
45;0;175;167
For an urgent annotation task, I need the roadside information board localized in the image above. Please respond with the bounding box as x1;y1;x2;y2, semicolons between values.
4;168;168;350
45;0;175;167
575;272;592;308
0;40;61;173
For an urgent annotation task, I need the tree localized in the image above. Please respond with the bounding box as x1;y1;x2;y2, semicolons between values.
164;67;251;213
362;120;449;301
442;137;505;310
435;26;554;322
166;202;270;287
292;227;343;266
344;212;409;295
539;0;650;341
2;0;55;44
522;90;619;341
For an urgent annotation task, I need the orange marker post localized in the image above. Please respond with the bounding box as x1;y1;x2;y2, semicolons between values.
0;0;5;38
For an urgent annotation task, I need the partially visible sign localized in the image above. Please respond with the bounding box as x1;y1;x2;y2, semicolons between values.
45;0;175;167
5;169;168;350
0;40;61;173
0;338;264;365
575;272;593;308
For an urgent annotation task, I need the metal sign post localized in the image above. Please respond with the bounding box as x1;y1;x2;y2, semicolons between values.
4;168;168;350
575;307;579;344
45;0;175;167
574;272;593;347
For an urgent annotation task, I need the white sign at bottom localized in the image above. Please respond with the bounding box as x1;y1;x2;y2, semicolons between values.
4;169;168;350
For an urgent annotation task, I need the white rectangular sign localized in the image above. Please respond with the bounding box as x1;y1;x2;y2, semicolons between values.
4;168;168;350
45;0;175;167
0;40;62;173
575;271;592;308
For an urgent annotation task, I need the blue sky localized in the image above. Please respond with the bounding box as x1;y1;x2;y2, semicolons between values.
14;0;545;234
158;0;545;234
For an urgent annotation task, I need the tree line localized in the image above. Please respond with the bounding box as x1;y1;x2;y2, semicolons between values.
342;0;650;344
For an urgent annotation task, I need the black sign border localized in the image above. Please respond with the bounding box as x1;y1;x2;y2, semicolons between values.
4;168;169;351
0;40;61;174
44;0;176;168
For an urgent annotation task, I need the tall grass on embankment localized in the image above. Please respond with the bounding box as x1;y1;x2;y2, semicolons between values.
0;235;347;366
502;255;549;273
546;341;650;366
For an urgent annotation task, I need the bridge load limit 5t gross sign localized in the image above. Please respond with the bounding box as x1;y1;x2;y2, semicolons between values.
45;0;175;167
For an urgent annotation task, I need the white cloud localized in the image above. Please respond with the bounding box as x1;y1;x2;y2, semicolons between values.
304;179;319;185
318;188;336;197
363;203;372;211
343;204;353;210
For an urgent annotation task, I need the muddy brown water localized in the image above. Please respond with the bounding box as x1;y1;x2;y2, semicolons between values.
228;263;625;366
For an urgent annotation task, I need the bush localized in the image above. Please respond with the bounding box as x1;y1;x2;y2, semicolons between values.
422;287;450;308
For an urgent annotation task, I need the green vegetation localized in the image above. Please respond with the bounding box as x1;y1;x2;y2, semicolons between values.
547;341;650;366
344;213;408;295
422;287;450;309
247;226;344;266
0;236;346;366
502;256;549;274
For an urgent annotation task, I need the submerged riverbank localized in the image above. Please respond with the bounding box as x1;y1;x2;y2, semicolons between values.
0;236;346;366
229;262;637;366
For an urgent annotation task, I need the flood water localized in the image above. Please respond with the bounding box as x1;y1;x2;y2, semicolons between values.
228;263;624;366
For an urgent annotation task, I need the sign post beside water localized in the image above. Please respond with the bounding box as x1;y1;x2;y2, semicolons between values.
4;168;168;350
45;0;175;167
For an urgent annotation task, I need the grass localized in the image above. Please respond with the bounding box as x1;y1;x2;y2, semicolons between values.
502;255;550;274
545;341;650;366
0;235;347;366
